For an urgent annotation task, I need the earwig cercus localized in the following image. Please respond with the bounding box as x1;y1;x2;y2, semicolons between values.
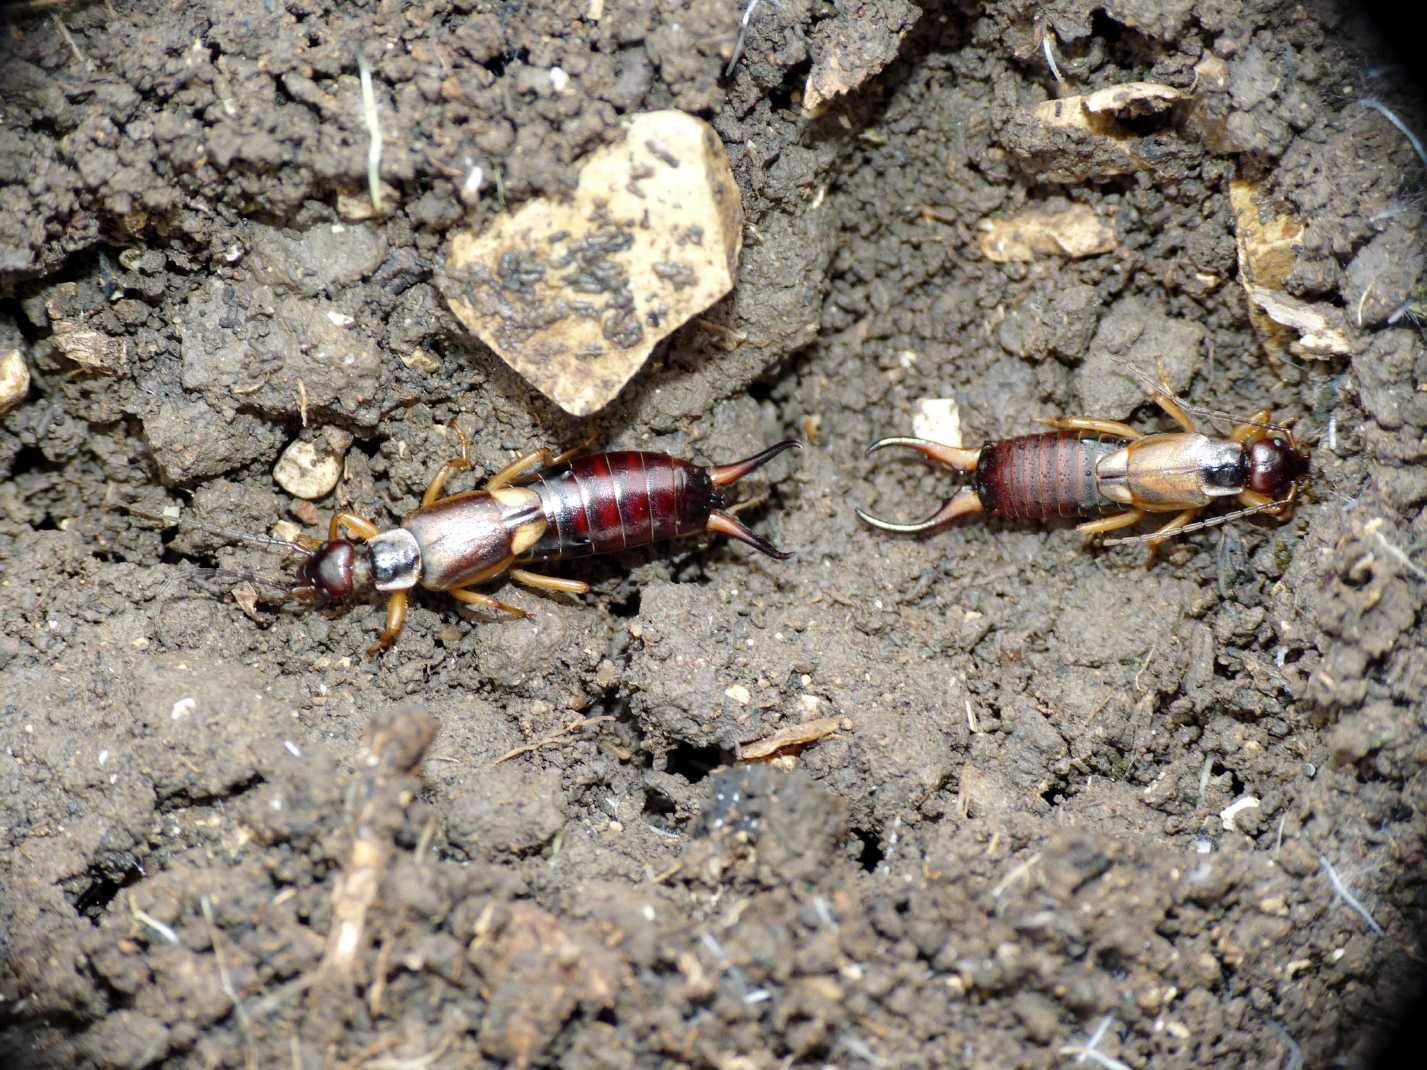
857;372;1309;554
287;435;800;655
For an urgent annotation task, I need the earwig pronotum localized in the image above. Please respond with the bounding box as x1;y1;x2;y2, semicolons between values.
857;371;1310;555
284;433;799;654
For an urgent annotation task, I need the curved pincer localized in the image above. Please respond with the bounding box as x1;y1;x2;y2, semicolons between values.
856;436;985;536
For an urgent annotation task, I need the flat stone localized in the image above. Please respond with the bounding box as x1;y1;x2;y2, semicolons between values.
443;110;743;416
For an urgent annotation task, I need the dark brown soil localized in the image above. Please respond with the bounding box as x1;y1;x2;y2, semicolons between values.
2;1;1424;1068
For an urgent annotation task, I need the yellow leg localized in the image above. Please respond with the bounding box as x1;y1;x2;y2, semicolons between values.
1037;416;1143;440
509;569;590;595
1238;487;1298;519
484;437;593;491
1151;358;1199;434
422;423;473;507
1144;508;1201;566
1229;409;1273;445
330;512;380;542
367;591;408;657
1146;508;1200;545
449;587;528;619
1077;509;1146;537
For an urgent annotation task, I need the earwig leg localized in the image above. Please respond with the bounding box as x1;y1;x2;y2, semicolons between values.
1035;417;1143;440
1077;509;1146;537
709;440;802;487
1152;358;1199;434
707;509;793;560
1144;508;1201;566
1148;508;1200;542
366;591;408;657
509;569;591;595
457;554;517;587
483;437;592;491
1152;391;1198;434
863;437;980;472
330;512;380;542
449;587;528;619
1237;487;1298;519
1229;409;1274;445
422;428;473;507
856;486;983;535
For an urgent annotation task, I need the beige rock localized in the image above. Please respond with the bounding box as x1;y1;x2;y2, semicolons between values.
1230;178;1312;360
444;110;743;416
53;324;128;375
337;182;399;221
1027;82;1191;181
1034;81;1189;131
977;203;1116;263
273;438;345;500
0;349;30;415
912;397;962;447
1244;285;1351;357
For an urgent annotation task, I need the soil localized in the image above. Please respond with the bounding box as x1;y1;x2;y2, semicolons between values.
2;1;1425;1068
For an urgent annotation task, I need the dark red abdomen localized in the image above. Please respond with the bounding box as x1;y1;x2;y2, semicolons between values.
524;451;714;560
975;432;1118;520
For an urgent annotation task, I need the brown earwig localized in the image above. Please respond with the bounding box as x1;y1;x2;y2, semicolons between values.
857;373;1310;555
289;433;799;654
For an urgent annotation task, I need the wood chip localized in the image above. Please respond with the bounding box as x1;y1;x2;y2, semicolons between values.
739;716;846;760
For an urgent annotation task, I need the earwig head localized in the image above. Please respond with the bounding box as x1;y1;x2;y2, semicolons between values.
295;538;369;602
1247;434;1311;499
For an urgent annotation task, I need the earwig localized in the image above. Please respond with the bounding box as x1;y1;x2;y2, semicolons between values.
286;435;800;654
857;371;1310;557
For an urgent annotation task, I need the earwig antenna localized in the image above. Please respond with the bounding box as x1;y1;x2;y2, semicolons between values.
185;564;300;596
121;506;313;556
1099;498;1292;546
1112;359;1295;436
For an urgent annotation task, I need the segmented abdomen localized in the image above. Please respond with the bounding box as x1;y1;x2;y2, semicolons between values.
975;432;1120;520
525;451;714;560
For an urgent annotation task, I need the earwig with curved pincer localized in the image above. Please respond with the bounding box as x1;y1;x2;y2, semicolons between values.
287;434;800;655
857;372;1310;557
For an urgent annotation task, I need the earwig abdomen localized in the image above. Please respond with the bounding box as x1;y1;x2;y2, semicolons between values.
525;451;715;560
976;432;1120;520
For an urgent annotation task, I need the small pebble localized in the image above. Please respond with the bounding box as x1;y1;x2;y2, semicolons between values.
0;349;29;414
273;439;345;500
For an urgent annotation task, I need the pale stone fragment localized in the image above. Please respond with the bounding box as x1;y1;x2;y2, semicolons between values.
444;110;743;416
1025;82;1191;181
273;438;345;500
977;203;1115;263
337;182;399;221
1244;285;1351;357
1230;178;1313;360
52;324;128;374
1034;82;1189;131
912;398;962;447
0;348;29;415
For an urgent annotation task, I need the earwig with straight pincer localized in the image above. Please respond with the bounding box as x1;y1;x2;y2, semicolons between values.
276;433;799;655
857;368;1310;556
